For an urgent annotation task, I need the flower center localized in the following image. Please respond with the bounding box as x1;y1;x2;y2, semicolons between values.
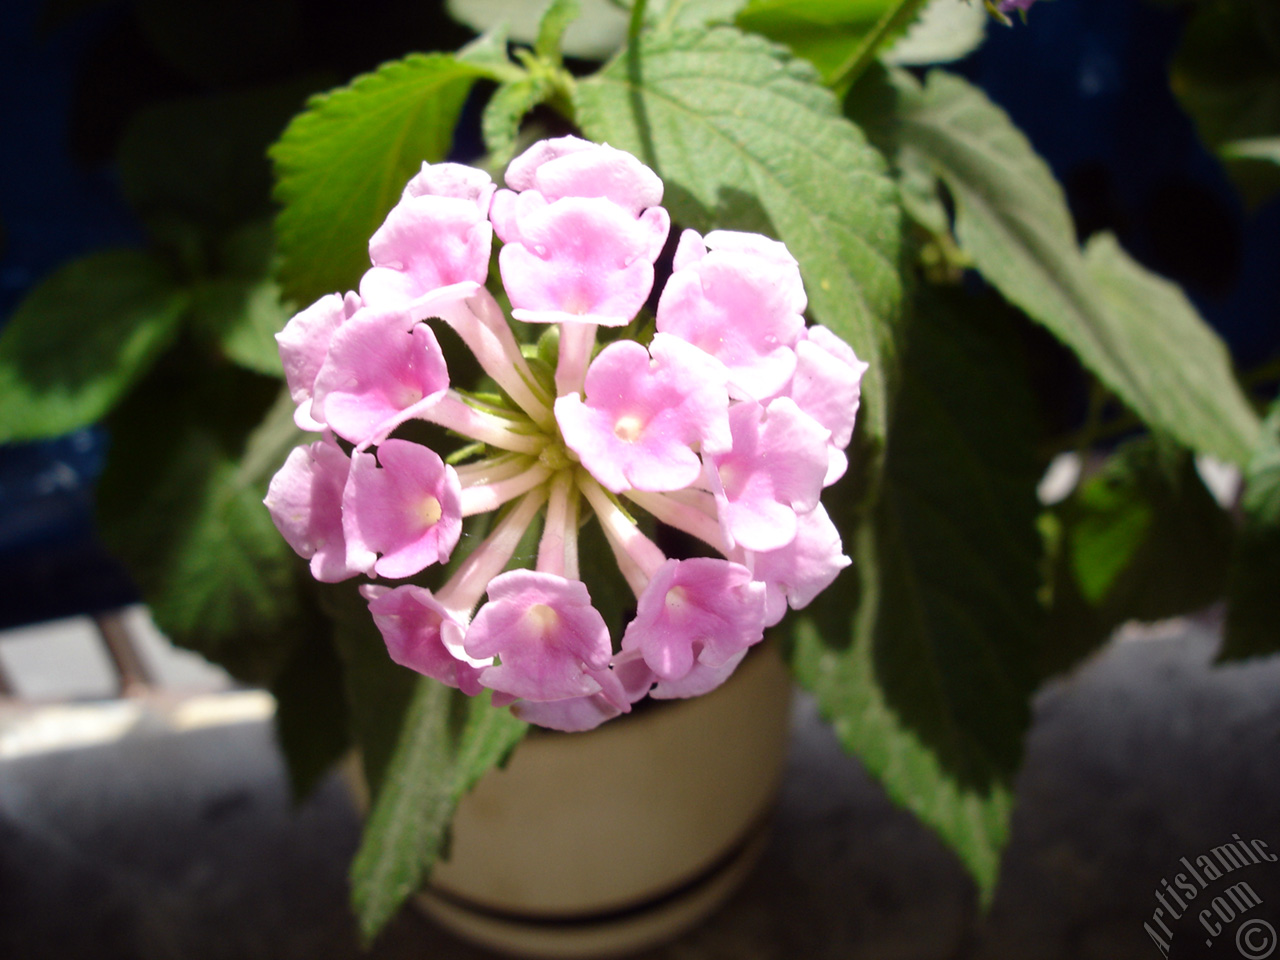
539;441;575;471
417;495;443;527
524;603;560;637
613;414;644;443
396;383;424;408
664;585;689;615
717;462;744;498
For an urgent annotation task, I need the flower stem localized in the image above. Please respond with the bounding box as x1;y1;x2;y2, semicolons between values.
578;470;665;597
625;488;728;555
555;323;597;398
420;391;547;454
536;470;580;580
827;0;930;92
438;486;550;616
459;462;553;516
453;452;535;487
440;289;555;429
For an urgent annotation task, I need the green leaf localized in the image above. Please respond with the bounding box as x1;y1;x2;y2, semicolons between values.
574;26;902;440
186;222;292;378
1223;399;1280;660
1037;438;1236;679
97;372;303;684
193;278;289;377
271;54;487;306
449;0;630;60
1222;136;1280;165
736;0;929;91
868;68;1259;466
118;82;314;238
737;0;886;82
1171;0;1280;159
1065;438;1234;620
1220;137;1280;209
0;250;188;442
653;0;749;31
457;22;525;82
536;0;582;63
795;288;1042;899
350;680;527;942
1082;233;1259;464
883;0;987;66
482;77;553;167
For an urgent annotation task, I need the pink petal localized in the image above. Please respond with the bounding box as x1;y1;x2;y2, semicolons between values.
746;503;851;626
620;557;765;682
784;326;868;485
276;291;361;431
705;398;830;553
499;198;668;327
505;136;663;215
488;188;548;245
465;571;613;702
402;161;496;212
650;649;747;699
360;195;492;310
367;584;485;695
343;440;463;579
655;233;806;399
671;228;707;272
503;136;597;191
512;654;655;731
264;440;368;582
554;334;729;493
704;230;801;281
311;307;449;447
512;694;622;731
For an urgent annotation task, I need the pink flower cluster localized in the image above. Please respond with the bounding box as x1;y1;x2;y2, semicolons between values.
265;137;865;731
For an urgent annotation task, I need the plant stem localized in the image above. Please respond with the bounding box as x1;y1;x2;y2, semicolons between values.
828;0;930;93
628;0;648;43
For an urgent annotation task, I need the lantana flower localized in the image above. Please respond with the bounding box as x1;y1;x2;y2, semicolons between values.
265;136;863;732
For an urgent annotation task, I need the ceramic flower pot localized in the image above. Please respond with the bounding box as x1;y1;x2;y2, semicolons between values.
415;638;793;958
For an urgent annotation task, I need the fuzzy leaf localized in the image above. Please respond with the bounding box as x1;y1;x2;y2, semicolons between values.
536;0;581;63
96;375;304;685
350;680;527;942
795;290;1042;900
0;250;188;442
736;0;929;90
271;54;487;305
874;68;1259;466
737;0;890;80
483;77;553;167
883;0;986;66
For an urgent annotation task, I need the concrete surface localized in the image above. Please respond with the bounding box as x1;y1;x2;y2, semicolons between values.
0;616;1278;960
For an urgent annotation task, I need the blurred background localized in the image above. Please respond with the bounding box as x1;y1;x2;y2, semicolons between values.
1;0;1277;957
